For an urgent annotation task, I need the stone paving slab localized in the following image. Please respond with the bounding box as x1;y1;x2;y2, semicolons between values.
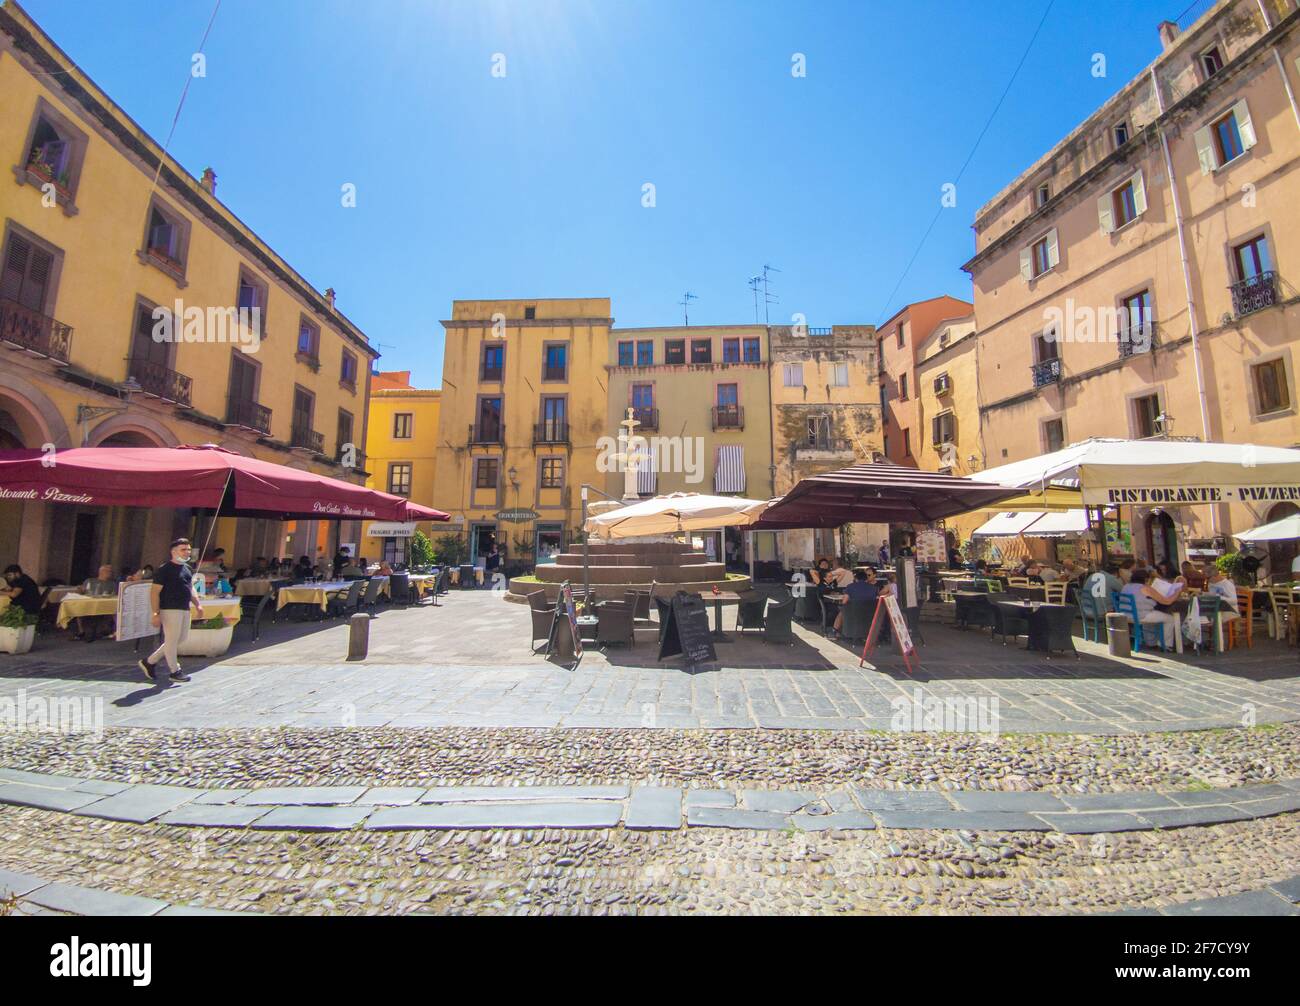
792;811;876;832
1058;792;1177;812
683;789;736;810
874;810;1053;832
71;779;134;797
24;881;168;917
1136;806;1252;829
249;806;371;831
419;785;629;803
685;807;793;830
851;788;953;812
1160;890;1300;916
158;804;270;828
738;790;821;814
0;782;101;813
192;789;252;805
0;867;46;898
1229;793;1300;818
237;786;368;806
76;784;199;823
0;767;86;788
355;787;428;806
1270;875;1300;902
625;787;682;830
366;801;623;830
949;791;1068;813
1035;812;1150;834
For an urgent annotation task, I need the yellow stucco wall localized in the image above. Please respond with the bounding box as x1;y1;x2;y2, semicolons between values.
361;381;441;546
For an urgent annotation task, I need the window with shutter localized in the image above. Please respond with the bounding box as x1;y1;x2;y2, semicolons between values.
1;235;54;313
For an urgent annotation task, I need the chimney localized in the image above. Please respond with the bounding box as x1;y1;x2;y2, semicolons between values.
1158;20;1180;49
200;166;217;195
324;287;336;309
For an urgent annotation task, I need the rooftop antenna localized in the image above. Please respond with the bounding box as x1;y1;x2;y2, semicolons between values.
761;264;781;324
678;291;697;326
747;276;762;323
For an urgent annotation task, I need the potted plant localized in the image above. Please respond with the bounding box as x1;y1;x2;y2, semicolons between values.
0;605;38;654
177;613;236;658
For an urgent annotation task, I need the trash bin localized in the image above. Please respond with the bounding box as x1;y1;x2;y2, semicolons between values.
1105;613;1129;656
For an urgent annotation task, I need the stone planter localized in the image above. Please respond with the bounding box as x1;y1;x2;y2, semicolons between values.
0;624;36;654
177;624;234;658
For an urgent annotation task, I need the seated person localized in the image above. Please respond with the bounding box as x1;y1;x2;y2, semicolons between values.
1023;562;1045;584
973;560;989;576
126;564;154;582
1120;569;1184;650
249;557;270;577
377;561;394;576
807;558;832;589
830;570;881;637
827;559;855;591
197;548;227;576
1180;560;1207;589
81;565;118;597
294;556;315;580
1038;564;1061;583
1;564;44;616
1204;567;1240;622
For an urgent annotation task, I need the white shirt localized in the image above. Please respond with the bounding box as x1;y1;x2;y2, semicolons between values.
1207;578;1239;613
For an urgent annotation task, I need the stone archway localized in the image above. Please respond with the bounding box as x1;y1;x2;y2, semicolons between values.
0;373;71;448
84;411;179;447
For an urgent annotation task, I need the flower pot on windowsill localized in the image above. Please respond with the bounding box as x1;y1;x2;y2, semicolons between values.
177;620;235;658
0;624;36;654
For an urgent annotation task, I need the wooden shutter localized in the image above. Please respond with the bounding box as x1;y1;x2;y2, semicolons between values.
1233;100;1257;150
1019;246;1033;281
1194;125;1216;173
1;235;29;303
931;416;941;444
1131;171;1147;216
1046;229;1060;269
1097;192;1115;234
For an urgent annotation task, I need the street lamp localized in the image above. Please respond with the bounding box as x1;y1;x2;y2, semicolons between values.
76;377;143;445
1155;412;1174;437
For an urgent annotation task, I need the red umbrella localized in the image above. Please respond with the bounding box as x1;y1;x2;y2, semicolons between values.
0;444;449;523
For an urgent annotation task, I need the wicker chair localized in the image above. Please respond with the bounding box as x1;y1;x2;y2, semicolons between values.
736;591;768;633
527;590;557;652
839;598;873;643
360;576;385;611
596;600;636;648
762;595;796;643
991;600;1030;644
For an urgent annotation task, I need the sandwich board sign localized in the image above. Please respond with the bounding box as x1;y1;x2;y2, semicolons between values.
544;581;583;665
860;592;918;675
657;591;716;671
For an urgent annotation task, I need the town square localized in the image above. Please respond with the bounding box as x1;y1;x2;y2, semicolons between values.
0;0;1298;956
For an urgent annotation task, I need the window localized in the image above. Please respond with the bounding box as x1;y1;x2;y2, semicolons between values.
1122;290;1151;334
524;306;536;320
1234;235;1271;282
665;339;685;364
388;462;413;496
807;415;831;446
1252;359;1291;415
477;397;502;440
297;317;320;360
742;337;760;362
617;341;634;367
631;384;654;410
934;372;951;395
932;412;955;445
1034;333;1059;363
897;324;906;348
542;343;567;381
1036;183;1050;208
1113;121;1130;148
830;362;849;387
474;458;498;490
0;230;57;315
902;428;911;457
1100;172;1147;232
540;457;564;489
783;363;804;386
481;342;504;381
898;373;908;401
540;396;566;440
722;338;740;363
340;350;357;390
1021;229;1060;280
336;409;354;463
690;339;712;364
1043;419;1064;452
1196;102;1256;172
236;269;266;315
1133;393;1162;438
393;413;413;439
1200;46;1224;79
141;198;190;277
636;340;654;366
716;384;738;407
20;100;88;209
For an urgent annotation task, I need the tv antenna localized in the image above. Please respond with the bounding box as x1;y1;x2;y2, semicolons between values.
678;291;697;326
747;276;762;323
760;264;781;324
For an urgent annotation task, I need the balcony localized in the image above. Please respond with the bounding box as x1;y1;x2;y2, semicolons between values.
480;364;503;382
468;422;504;446
1229;271;1280;318
712;404;744;430
335;446;365;471
533;421;570;445
0;297;72;363
291;425;324;454
1117;321;1157;359
632;407;658;432
1030;357;1062;388
127;357;192;407
225;397;272;435
796;436;855;462
543;364;568;382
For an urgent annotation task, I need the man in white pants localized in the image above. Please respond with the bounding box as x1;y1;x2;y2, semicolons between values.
138;538;204;684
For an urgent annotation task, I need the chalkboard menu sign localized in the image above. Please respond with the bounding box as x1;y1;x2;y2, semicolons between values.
544;581;583;664
657;591;716;669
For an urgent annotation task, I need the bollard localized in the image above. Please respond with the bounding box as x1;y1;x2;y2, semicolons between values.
1105;613;1129;657
347;612;369;660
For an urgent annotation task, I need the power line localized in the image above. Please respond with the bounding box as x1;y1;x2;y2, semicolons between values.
147;0;223;200
874;0;1056;323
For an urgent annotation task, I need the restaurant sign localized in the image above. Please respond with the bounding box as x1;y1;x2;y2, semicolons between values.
495;508;539;523
366;522;417;538
1083;484;1300;506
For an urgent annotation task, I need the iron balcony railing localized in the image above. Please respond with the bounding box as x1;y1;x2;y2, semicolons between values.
225;396;272;435
543;364;568;382
533;421;569;445
803;436;852;452
632;407;658;431
1229;271;1280;318
335;446;365;470
1117;321;1158;358
127;357;192;407
469;422;504;446
0;297;72;363
1030;357;1062;388
712;404;744;430
291;425;324;454
480;363;503;382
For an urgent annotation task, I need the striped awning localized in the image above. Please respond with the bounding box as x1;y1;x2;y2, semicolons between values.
637;445;658;495
714;445;745;493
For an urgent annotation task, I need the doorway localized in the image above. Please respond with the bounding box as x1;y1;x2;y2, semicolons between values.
70;512;100;584
470;523;497;565
1144;511;1177;567
1265;502;1298;579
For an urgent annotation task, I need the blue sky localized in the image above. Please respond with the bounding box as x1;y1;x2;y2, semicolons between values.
21;0;1199;387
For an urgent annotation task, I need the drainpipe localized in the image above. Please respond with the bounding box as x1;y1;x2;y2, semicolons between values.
1257;2;1300;131
1150;66;1216;534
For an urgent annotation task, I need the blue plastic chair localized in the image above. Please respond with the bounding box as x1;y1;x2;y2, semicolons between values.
1111;591;1144;652
1077;590;1105;642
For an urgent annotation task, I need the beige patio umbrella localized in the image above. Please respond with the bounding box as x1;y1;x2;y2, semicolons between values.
583;491;774;539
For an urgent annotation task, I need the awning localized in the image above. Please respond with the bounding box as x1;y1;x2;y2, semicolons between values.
637;444;657;495
1235;512;1300;542
972;509;1091;538
714;445;745;493
584;491;771;539
753;461;1022;529
971;438;1300;507
0;444;450;522
970;512;1044;537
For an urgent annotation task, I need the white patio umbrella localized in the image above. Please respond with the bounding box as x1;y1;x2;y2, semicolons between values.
583;491;773;539
1235;512;1300;542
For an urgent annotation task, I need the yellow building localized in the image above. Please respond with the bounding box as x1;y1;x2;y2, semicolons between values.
0;2;378;581
432;298;611;564
605;324;772;563
360;371;440;564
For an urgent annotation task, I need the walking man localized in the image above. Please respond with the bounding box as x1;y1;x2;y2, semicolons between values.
137;537;204;684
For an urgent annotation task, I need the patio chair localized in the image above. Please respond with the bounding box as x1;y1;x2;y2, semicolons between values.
389;572;413;608
794;589;821;623
238;593;274;641
1226;588;1256;649
624;589;653;626
954;591;995;630
655;596;673;643
527;590;557;652
839;598;872;644
458;564;476;590
596;600;635;648
1265;586;1293;640
991;600;1030;645
1039;604;1078;658
736;591;768;633
817;594;840;636
1007;576;1030;588
1077;590;1106;643
359;576;385;612
1043;582;1068;604
1111;592;1144;653
1191;593;1223;654
761;595;796;643
327;580;364;618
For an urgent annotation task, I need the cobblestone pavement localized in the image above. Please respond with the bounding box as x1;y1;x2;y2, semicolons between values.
1;593;1298;732
2;804;1298;915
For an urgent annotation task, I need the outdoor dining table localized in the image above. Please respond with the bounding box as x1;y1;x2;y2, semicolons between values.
235;578;278;597
448;567;485;587
995;600;1078;655
407;574;438;598
700;590;747;642
55;592;118;629
275;580;352;612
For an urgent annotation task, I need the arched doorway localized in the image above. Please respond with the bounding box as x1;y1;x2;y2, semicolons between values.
1144;510;1177;568
1264;502;1298;581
